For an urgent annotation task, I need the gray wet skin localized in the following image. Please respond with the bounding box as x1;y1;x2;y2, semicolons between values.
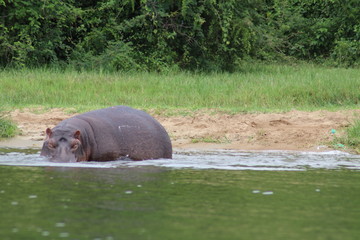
40;106;172;162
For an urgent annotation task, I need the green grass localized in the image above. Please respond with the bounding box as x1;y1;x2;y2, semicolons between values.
0;116;18;138
0;63;359;112
191;137;226;144
333;119;360;153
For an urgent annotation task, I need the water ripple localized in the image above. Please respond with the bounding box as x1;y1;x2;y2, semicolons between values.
0;148;359;171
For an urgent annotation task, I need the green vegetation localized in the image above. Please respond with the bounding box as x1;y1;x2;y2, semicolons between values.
191;137;223;144
0;115;17;138
1;64;359;112
1;0;359;71
333;119;360;153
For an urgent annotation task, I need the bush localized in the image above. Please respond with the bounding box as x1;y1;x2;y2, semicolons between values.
70;41;143;72
0;116;18;138
1;0;359;71
331;40;360;67
333;119;360;153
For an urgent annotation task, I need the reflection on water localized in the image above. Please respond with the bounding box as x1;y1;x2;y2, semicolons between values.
0;147;360;240
0;148;360;171
0;164;359;240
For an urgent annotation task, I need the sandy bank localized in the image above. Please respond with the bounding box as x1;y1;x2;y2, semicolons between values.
1;108;359;152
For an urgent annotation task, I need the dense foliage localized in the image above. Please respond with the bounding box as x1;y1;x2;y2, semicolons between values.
1;0;359;71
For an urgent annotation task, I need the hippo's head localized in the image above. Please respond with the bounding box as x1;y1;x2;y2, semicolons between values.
40;128;86;162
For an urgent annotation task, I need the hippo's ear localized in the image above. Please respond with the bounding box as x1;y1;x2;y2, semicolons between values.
45;128;52;138
74;130;81;140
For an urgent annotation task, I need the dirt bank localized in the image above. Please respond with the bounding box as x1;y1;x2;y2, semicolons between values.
1;108;359;151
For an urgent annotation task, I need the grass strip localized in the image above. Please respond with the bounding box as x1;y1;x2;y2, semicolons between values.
0;63;359;112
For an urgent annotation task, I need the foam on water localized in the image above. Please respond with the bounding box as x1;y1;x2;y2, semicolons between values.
0;148;360;171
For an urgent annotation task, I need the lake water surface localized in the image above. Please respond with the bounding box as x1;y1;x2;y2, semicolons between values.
0;148;359;240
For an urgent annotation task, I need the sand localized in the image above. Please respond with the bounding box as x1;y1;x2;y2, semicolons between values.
1;108;359;151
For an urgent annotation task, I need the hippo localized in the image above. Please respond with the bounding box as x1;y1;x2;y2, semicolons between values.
40;106;172;162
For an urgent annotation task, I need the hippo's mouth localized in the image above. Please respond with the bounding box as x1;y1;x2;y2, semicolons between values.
48;156;78;163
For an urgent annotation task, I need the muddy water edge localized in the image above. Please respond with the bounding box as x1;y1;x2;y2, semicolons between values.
0;149;359;240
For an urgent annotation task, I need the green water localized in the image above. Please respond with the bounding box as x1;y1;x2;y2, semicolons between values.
0;166;359;240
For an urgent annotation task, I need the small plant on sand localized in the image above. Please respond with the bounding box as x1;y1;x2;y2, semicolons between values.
191;137;221;144
333;119;360;153
191;136;230;144
0;118;18;138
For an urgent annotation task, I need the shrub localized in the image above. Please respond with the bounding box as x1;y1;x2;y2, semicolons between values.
1;0;359;71
0;116;18;138
333;119;360;153
331;40;360;67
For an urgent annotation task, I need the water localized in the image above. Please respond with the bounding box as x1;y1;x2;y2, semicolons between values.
0;148;359;240
1;148;360;171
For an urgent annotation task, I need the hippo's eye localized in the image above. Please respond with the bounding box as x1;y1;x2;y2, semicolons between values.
71;144;78;151
48;142;56;149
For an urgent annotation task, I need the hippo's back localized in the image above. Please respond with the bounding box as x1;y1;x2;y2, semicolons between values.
72;106;172;161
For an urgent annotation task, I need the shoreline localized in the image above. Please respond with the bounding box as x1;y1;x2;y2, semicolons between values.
1;108;360;152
